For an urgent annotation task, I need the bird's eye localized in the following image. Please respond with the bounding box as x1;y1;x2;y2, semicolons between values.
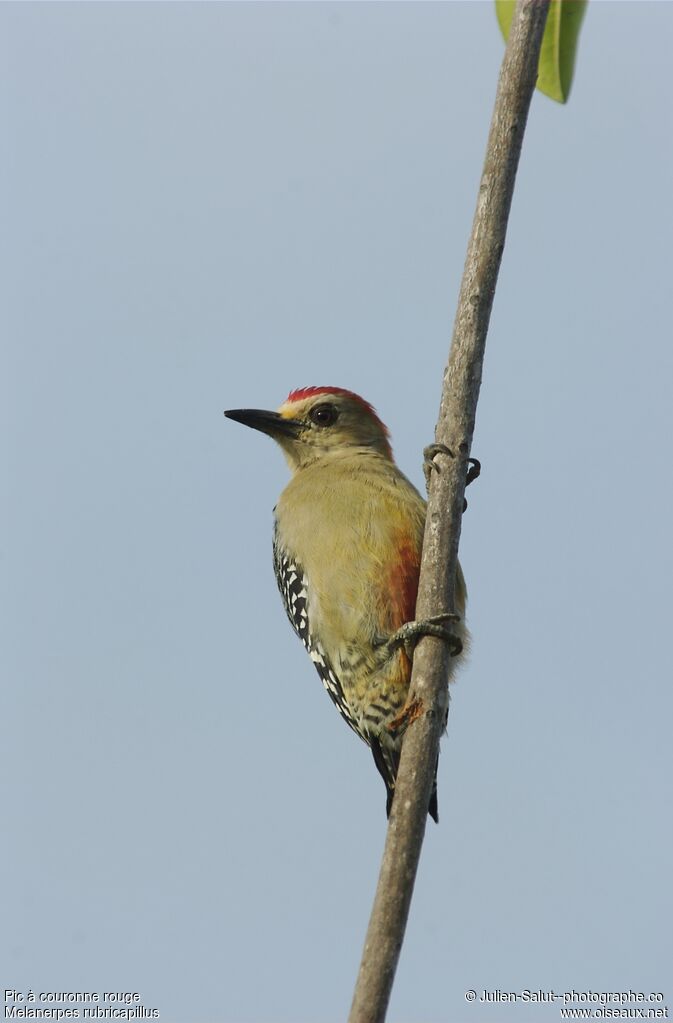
309;403;338;428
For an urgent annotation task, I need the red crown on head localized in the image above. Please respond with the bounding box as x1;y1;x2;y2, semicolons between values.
285;386;391;456
286;385;376;416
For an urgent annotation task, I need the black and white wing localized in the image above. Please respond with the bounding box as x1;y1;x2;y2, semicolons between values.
272;532;364;741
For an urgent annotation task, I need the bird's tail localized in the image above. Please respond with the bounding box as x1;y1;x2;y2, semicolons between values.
370;737;439;822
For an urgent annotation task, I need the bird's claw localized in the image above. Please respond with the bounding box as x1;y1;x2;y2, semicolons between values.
466;457;481;487
387;613;463;661
423;444;481;511
423;443;454;489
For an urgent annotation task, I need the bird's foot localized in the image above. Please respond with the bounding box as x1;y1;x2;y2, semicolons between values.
423;443;454;492
466;456;481;486
387;613;463;661
423;443;481;510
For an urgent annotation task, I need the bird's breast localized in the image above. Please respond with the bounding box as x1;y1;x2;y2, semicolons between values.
275;460;426;650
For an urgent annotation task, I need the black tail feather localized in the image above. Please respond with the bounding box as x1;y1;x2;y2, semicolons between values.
428;781;439;823
370;737;439;822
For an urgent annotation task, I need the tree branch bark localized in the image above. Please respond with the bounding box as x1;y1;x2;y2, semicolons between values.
348;2;550;1021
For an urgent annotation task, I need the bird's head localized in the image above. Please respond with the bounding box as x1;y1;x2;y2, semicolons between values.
225;386;393;470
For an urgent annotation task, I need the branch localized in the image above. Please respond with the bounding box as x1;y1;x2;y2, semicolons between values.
348;2;550;1020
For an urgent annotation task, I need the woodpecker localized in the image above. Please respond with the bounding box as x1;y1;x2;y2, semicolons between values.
225;386;467;821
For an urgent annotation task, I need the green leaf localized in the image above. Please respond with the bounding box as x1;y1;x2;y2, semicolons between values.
495;0;588;103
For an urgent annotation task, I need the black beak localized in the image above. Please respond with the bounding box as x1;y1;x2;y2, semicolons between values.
224;408;301;439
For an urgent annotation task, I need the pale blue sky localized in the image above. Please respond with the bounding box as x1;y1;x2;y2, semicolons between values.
3;3;672;1022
